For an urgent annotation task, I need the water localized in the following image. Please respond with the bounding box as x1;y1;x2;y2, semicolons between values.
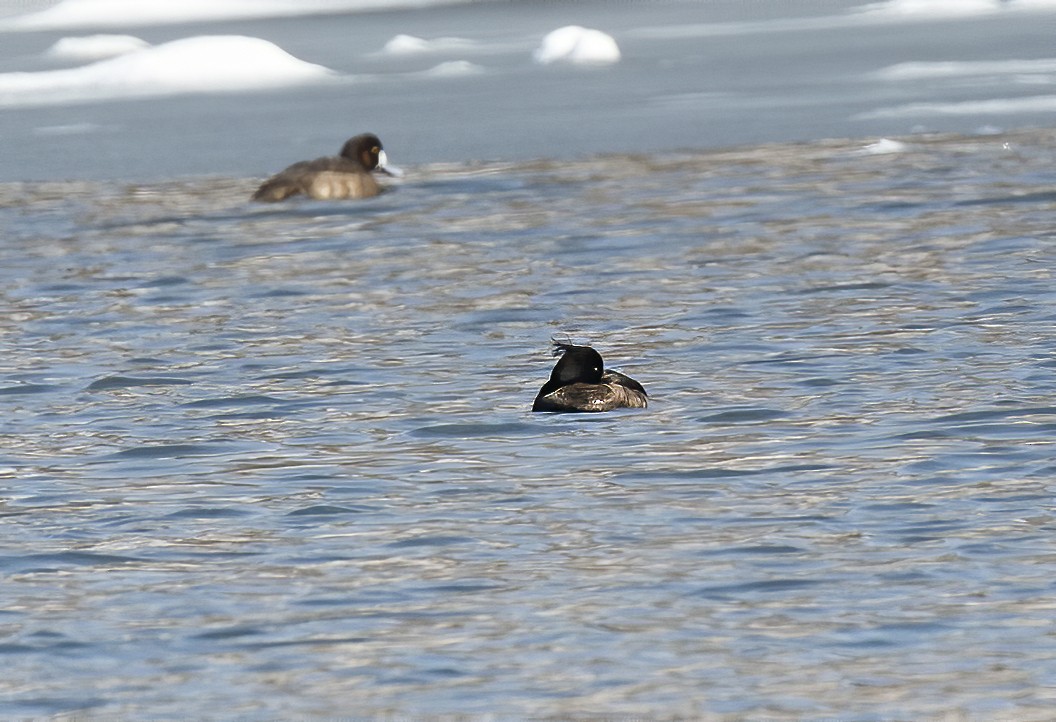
4;0;1056;718
3;129;1056;718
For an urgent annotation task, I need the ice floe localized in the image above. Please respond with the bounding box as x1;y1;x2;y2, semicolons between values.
533;26;620;66
14;0;1042;34
0;0;479;30
855;0;1002;16
874;58;1056;81
45;34;150;62
383;34;432;54
2;0;314;29
630;0;1056;41
853;0;1056;20
0;35;336;108
420;60;484;78
381;34;474;56
855;95;1056;119
857;138;908;154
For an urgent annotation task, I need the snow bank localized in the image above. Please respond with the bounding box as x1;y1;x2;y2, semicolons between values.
45;34;149;61
533;26;620;66
0;35;336;107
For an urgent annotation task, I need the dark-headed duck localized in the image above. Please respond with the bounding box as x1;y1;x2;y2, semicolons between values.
532;341;647;413
252;133;393;202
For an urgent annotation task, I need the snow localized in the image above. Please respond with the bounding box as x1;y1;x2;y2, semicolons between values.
0;0;474;30
856;0;1001;16
857;138;908;154
5;0;1048;35
45;34;149;61
532;26;620;66
420;60;483;77
381;34;473;55
853;0;1056;19
0;35;336;107
383;34;431;54
875;58;1056;81
855;95;1056;119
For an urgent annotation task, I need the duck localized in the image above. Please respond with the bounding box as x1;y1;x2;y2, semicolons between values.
532;341;648;413
251;133;393;202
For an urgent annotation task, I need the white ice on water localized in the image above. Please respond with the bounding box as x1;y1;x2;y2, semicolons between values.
532;26;620;66
857;138;909;154
856;0;1056;16
420;60;484;77
865;54;1056;121
0;0;471;30
45;34;149;61
875;58;1056;81
856;0;1001;16
5;0;1055;33
0;35;336;107
856;95;1056;119
380;34;474;56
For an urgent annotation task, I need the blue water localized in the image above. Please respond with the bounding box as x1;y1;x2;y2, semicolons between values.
4;133;1056;718
4;1;1056;719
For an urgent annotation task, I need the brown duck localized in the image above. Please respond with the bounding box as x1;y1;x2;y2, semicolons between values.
252;133;393;202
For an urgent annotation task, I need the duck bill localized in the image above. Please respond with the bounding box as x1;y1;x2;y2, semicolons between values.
376;150;404;178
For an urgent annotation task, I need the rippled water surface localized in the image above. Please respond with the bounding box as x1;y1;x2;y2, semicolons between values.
3;130;1056;719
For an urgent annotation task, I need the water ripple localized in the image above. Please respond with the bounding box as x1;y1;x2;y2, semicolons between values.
2;131;1056;719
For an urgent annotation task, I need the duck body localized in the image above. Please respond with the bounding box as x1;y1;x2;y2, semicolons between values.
532;342;647;413
252;133;390;202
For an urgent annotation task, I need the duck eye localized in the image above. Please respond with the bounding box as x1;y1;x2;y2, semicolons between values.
371;146;380;154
